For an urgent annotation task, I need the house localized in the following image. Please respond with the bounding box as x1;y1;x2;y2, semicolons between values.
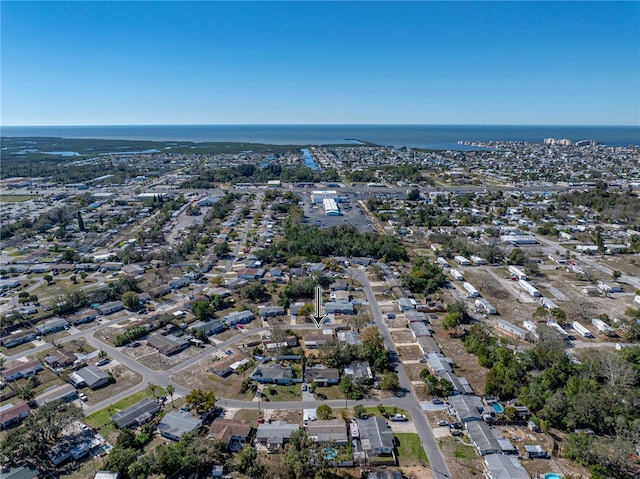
35;318;69;335
483;454;531;479
466;421;502;456
96;301;125;315
524;444;548;459
304;366;340;386
344;362;373;384
111;398;161;429
73;365;110;390
0;465;40;479
2;359;43;382
249;363;295;384
223;310;254;326
69;309;98;325
34;384;77;407
255;420;299;452
330;279;348;291
332;290;350;303
0;402;30;429
304;332;333;349
337;331;362;346
237;268;266;280
425;352;452;374
168;276;192;289
208;418;253;450
324;302;355;315
210;353;249;378
448;395;486;423
43;348;76;369
409;321;431;338
368;471;402;479
306;419;348;444
198;196;219;207
147;334;190;356
158;411;202;441
263;335;298;351
355;416;395;465
258;305;286;319
94;473;119;479
0;330;36;348
398;297;415;311
191;320;225;336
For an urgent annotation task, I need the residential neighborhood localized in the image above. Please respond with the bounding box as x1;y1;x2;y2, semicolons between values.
1;137;639;479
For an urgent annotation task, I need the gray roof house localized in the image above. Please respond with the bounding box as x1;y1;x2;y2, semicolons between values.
223;310;254;326
75;365;110;390
35;318;68;335
34;384;77;407
324;302;355;315
147;334;190;356
449;395;486;423
250;363;296;384
258;305;286;318
304;366;340;386
483;454;531;479
96;301;125;315
255;421;299;453
306;419;348;444
158;411;202;441
466;421;502;456
355;416;395;465
191;320;226;336
111;398;161;429
344;362;373;384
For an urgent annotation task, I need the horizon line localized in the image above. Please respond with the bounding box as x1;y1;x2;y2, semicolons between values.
2;123;639;128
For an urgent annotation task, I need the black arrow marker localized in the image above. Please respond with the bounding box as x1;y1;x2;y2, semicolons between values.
309;285;327;328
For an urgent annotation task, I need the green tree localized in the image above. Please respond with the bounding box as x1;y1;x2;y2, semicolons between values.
121;291;140;310
77;211;85;231
380;372;400;391
185;389;216;414
316;404;333;420
43;274;53;285
166;384;175;408
190;299;212;321
214;242;230;257
353;404;367;418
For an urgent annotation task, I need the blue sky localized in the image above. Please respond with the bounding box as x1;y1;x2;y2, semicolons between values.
2;1;639;125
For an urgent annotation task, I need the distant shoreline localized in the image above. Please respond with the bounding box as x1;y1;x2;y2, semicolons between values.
1;124;638;148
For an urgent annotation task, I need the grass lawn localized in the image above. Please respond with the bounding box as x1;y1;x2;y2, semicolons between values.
394;433;427;466
362;405;411;420
233;409;260;422
85;385;166;434
263;383;300;402
314;384;344;400
0;195;37;202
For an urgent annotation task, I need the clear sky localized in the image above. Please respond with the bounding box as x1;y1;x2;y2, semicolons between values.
2;1;639;126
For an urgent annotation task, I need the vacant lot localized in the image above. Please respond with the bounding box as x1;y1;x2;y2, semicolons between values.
171;358;255;401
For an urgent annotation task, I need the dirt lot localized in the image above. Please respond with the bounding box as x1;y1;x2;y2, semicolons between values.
396;345;425;361
122;340;210;370
171;357;256;401
391;330;417;343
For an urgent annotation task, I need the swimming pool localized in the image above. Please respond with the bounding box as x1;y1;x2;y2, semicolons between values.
544;474;562;479
323;448;338;460
492;403;504;414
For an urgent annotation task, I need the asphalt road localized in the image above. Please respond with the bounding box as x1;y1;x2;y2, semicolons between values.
348;268;453;479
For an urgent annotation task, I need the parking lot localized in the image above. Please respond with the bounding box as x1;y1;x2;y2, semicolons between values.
299;192;374;232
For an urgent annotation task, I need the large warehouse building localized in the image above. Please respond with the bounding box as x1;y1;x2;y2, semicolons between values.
323;198;341;216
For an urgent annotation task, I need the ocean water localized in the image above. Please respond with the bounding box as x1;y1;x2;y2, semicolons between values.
1;124;638;149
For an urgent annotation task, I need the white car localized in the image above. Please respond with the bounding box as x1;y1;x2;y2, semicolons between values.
78;392;88;402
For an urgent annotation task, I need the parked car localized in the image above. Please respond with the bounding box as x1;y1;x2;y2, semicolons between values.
95;358;110;367
432;398;444;405
391;414;408;422
437;420;449;426
78;392;88;402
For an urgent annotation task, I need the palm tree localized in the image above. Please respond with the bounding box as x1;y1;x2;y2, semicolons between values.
167;384;175;408
148;382;158;398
